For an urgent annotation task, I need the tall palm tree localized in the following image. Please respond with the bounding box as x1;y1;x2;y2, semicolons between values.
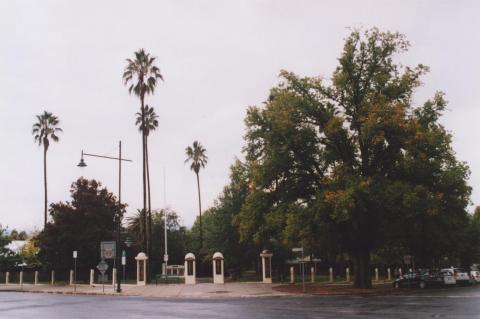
135;105;159;260
32;111;62;227
185;141;208;249
123;49;163;253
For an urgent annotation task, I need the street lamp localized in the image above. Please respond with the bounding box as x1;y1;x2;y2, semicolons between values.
77;141;132;293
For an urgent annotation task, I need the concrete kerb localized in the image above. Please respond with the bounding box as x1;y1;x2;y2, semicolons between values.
0;282;294;299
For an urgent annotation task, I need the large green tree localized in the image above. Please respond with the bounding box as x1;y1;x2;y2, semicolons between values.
187;160;257;277
185;141;208;250
123;49;163;254
35;178;125;272
32;111;62;227
239;28;471;288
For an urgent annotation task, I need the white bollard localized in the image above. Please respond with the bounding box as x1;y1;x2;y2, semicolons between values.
311;267;315;283
346;267;350;282
112;268;116;287
20;271;24;286
329;267;333;283
290;266;295;284
90;269;94;286
387;268;391;281
69;270;74;285
51;270;55;285
35;271;39;285
375;268;379;281
5;272;9;285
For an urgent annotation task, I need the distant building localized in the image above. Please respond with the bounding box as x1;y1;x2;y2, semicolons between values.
6;240;25;254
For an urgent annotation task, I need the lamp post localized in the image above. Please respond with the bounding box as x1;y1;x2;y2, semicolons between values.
73;250;77;293
78;140;132;293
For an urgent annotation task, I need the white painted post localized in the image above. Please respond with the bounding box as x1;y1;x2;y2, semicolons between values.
112;268;116;286
260;250;273;284
19;271;23;286
290;266;295;284
212;252;224;284
375;268;379;281
346;267;350;282
34;271;39;285
51;270;55;285
90;269;94;286
329;267;333;283
184;253;196;285
310;267;315;283
69;270;74;285
5;272;9;284
387;268;391;281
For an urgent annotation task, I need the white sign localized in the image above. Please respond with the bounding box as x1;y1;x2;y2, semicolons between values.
121;256;126;266
73;251;78;259
292;248;303;252
101;241;116;259
96;260;109;274
164;254;169;262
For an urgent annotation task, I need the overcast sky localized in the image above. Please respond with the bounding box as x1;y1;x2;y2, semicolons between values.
1;0;479;231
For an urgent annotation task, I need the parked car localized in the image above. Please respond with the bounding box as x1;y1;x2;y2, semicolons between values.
470;271;480;284
438;269;456;286
442;268;473;285
392;270;445;289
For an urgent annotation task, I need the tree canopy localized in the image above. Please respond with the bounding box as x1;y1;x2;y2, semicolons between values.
237;28;471;288
35;178;125;272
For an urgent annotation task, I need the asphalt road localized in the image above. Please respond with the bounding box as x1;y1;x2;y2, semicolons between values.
1;286;480;318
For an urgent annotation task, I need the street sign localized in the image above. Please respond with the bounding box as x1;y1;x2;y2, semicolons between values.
73;251;77;259
292;247;303;252
101;241;116;259
96;260;109;275
164;254;169;262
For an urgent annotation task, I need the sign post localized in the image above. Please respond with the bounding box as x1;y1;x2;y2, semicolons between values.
96;260;109;294
403;255;413;287
73;251;77;293
101;241;116;292
292;247;305;293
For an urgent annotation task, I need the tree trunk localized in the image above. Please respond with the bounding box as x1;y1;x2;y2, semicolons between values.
43;145;48;227
140;96;147;254
352;249;372;288
196;172;203;249
146;135;152;275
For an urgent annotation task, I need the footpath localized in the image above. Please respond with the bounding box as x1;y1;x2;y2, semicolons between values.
0;282;293;299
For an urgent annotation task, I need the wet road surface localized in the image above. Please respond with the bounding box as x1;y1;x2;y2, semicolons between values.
1;286;480;318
